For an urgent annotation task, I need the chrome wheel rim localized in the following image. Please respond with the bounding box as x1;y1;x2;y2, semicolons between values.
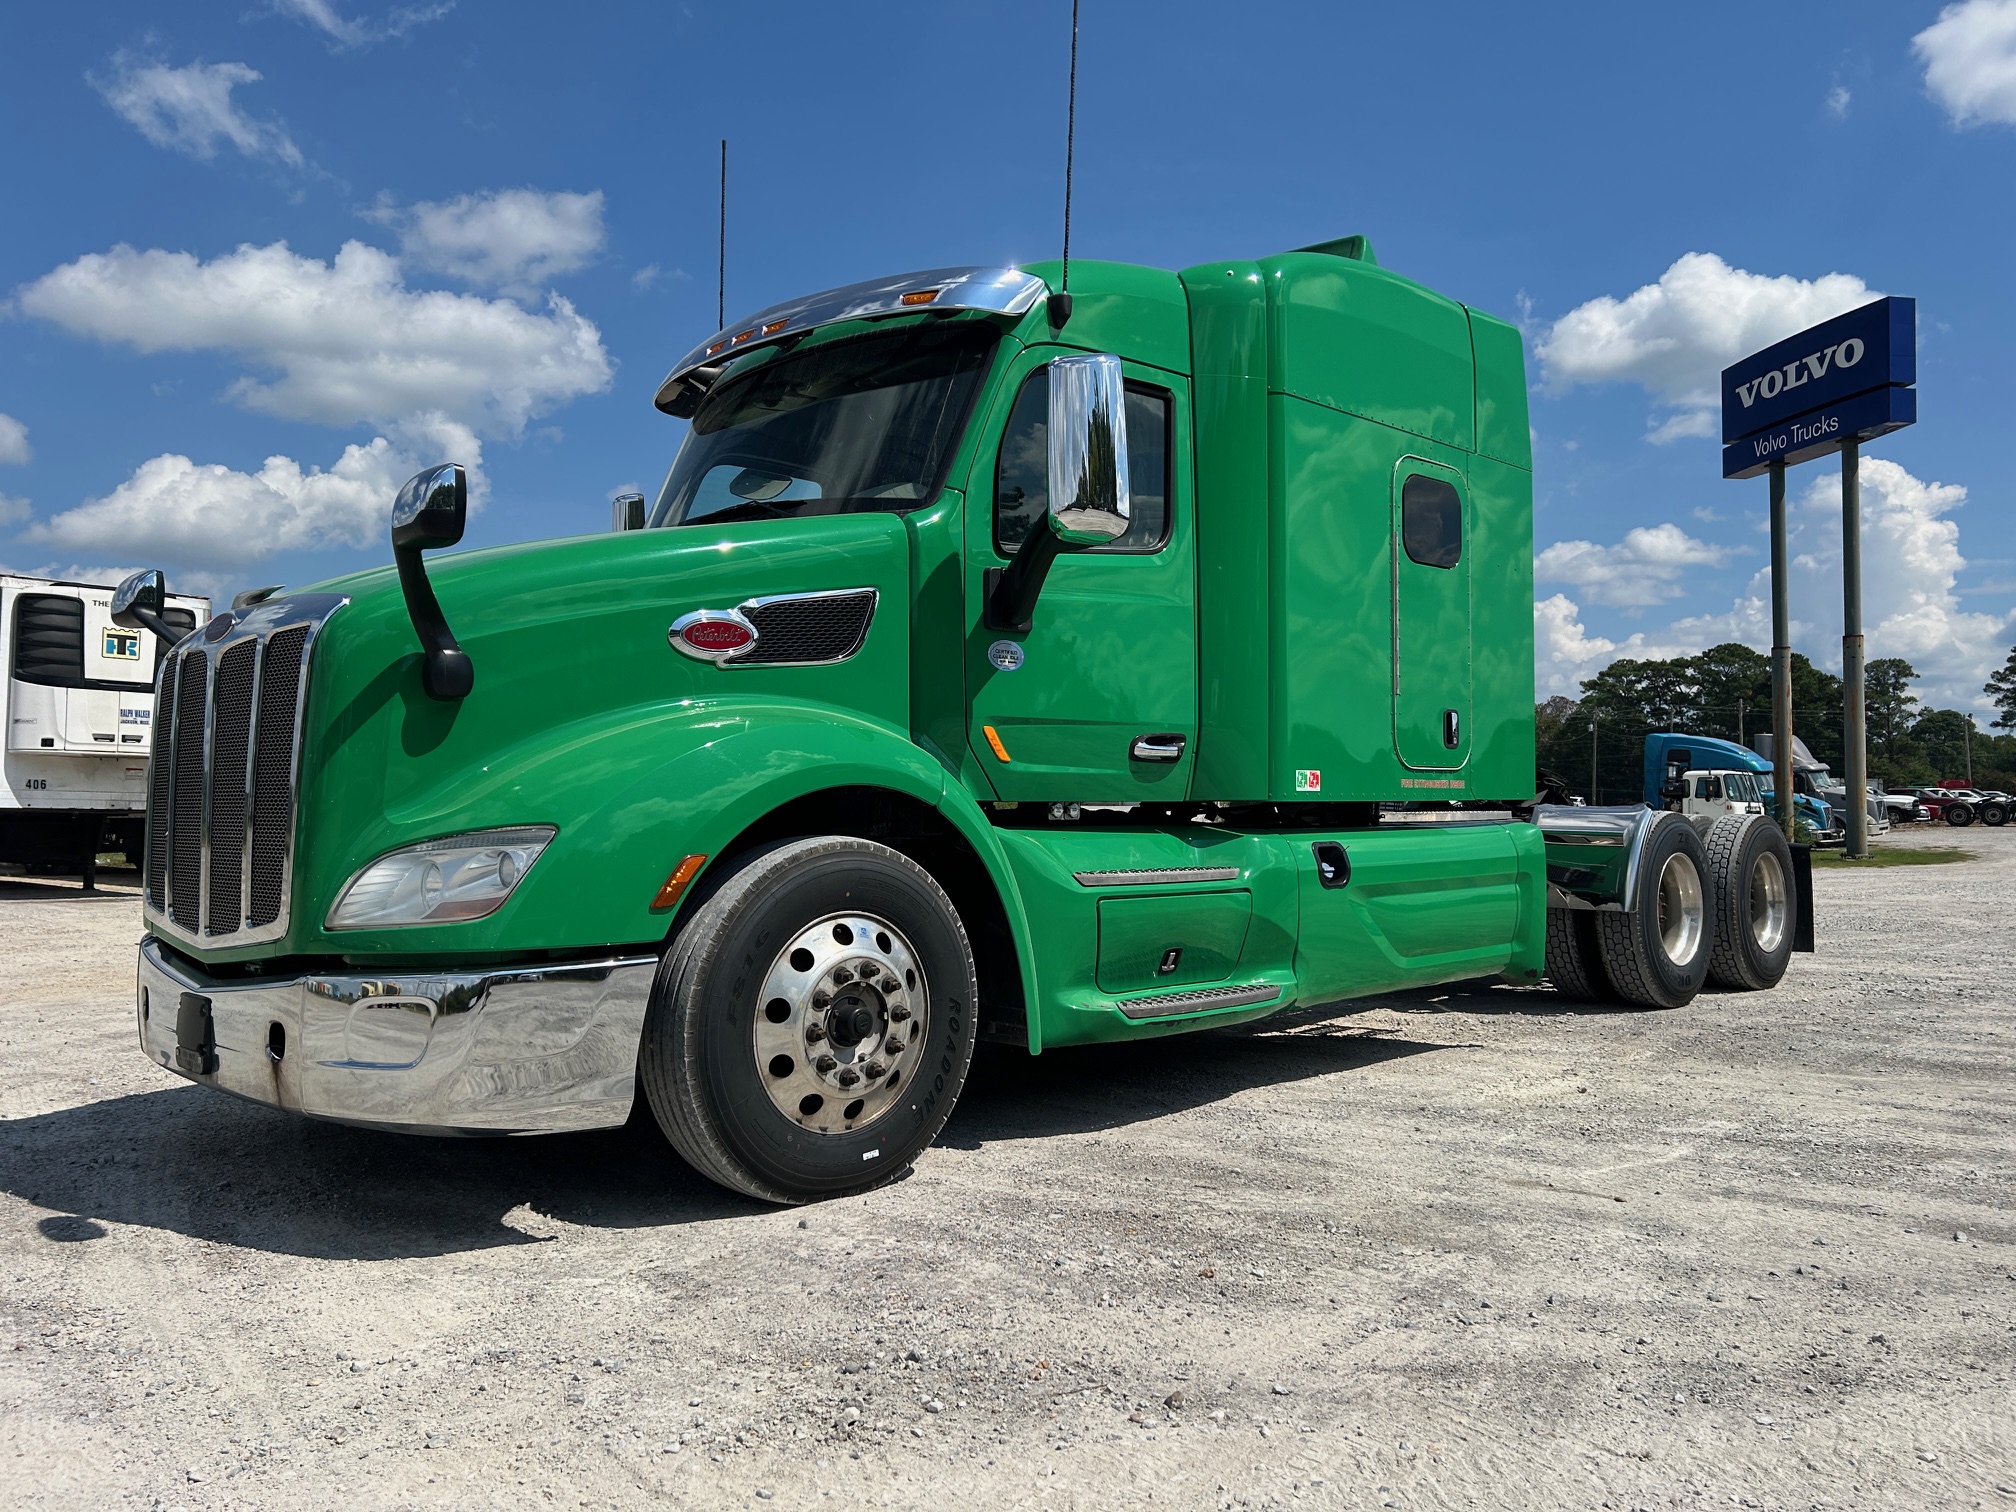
752;912;927;1136
1749;849;1789;953
1656;852;1705;966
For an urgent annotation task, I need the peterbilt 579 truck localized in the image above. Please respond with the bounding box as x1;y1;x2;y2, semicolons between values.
117;242;1806;1204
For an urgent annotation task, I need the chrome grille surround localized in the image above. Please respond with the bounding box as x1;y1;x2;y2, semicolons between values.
143;594;346;949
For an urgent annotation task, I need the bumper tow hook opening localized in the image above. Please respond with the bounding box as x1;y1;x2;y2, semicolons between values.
266;1021;287;1063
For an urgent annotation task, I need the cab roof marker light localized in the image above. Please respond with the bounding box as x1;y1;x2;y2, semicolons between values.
731;328;757;344
899;289;941;306
650;853;709;913
761;318;790;335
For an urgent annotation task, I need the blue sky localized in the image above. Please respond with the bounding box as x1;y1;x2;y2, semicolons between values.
2;0;2013;711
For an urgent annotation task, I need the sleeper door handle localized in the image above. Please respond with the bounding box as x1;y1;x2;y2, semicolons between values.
1129;733;1186;763
1442;709;1461;749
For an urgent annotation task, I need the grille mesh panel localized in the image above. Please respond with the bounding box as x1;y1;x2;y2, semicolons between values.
205;639;256;935
169;653;208;930
737;591;876;665
144;652;178;909
248;626;306;928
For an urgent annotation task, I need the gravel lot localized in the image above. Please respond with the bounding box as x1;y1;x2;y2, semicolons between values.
2;824;2012;1512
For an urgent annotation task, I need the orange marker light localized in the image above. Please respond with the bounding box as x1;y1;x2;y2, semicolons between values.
731;328;757;344
982;725;1012;763
761;318;790;335
705;340;728;356
899;289;941;306
649;853;709;912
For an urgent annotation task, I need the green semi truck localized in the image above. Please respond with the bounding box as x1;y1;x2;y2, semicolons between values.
115;241;1805;1203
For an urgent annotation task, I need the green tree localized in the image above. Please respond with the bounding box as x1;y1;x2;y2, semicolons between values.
1986;645;2016;731
1911;708;1976;783
1685;642;1772;742
1863;658;1920;763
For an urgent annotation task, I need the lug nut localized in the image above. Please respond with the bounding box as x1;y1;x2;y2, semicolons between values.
880;978;901;994
830;965;854;985
836;1067;861;1087
812;989;833;1009
889;1005;912;1023
805;1023;827;1043
814;1054;837;1074
863;1061;886;1079
883;1038;904;1054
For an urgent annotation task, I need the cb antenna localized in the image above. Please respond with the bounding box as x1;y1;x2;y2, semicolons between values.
1048;0;1079;328
717;139;728;330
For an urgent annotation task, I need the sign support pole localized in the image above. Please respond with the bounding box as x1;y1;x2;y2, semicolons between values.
1768;460;1795;838
1840;441;1868;858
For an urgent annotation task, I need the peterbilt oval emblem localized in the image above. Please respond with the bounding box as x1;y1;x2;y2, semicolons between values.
670;609;758;663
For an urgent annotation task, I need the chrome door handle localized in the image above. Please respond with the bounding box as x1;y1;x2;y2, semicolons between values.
1129;733;1186;763
1442;709;1461;749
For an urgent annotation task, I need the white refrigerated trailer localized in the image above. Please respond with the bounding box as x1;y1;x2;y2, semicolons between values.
2;574;208;885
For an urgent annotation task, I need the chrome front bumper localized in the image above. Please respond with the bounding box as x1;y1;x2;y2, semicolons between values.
135;936;657;1135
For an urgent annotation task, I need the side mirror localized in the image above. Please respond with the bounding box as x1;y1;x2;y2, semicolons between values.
1045;352;1131;545
612;491;647;532
110;569;181;646
1658;778;1686;803
390;463;474;701
986;352;1131;632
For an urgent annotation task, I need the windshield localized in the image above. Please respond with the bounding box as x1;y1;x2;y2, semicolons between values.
1725;772;1761;803
650;321;999;528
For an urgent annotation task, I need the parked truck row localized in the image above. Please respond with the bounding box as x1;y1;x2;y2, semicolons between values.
113;243;1810;1203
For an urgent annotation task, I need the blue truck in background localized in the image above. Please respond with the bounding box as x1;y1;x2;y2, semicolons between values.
1643;733;1841;843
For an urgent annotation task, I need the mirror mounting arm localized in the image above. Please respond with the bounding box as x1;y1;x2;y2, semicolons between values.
389;463;474;701
984;532;1064;635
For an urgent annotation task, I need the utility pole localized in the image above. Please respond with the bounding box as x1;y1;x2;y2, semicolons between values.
1841;442;1869;856
1965;714;1975;786
1769;460;1795;838
1589;715;1599;805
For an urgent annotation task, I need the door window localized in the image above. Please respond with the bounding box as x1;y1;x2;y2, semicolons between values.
1400;474;1462;568
994;372;1170;554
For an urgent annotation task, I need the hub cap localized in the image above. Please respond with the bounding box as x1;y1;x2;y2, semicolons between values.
1656;852;1705;967
752;912;927;1135
1748;850;1788;953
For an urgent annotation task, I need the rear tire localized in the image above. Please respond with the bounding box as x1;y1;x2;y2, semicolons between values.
638;836;978;1204
1544;906;1614;1002
1703;815;1795;991
1945;803;1975;827
1593;815;1715;1009
1979;802;2007;827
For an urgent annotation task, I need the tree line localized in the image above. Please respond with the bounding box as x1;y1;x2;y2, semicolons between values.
1537;642;2016;804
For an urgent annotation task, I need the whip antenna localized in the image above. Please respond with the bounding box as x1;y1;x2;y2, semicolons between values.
717;139;728;329
1049;0;1079;327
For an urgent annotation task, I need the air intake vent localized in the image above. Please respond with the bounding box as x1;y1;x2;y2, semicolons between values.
737;589;877;666
140;596;342;948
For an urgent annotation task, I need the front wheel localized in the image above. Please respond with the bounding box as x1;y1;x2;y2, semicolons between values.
639;837;978;1204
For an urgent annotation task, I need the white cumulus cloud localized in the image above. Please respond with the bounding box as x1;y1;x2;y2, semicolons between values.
91;55;303;168
370;188;605;295
1534;459;2015;711
1536;523;1736;609
1535;253;1877;443
24;415;482;572
14;239;611;435
0;494;31;527
1915;0;2016;127
0;412;29;465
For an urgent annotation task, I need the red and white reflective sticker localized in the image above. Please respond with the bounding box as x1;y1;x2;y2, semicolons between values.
1295;769;1321;792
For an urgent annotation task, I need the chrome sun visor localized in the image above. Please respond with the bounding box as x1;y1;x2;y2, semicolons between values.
653;266;1047;416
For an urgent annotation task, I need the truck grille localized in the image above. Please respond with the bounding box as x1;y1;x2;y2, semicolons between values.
142;595;344;947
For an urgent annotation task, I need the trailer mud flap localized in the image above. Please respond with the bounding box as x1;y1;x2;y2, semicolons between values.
175;992;218;1076
1790;844;1815;954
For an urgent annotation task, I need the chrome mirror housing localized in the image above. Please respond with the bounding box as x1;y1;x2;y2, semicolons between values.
389;463;473;700
612;491;647;532
390;463;467;551
1045;352;1131;546
110;568;180;645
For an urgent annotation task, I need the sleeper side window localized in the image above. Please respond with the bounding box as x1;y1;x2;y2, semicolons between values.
994;370;1171;555
1400;474;1463;569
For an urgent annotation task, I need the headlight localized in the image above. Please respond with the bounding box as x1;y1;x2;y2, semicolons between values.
326;826;555;930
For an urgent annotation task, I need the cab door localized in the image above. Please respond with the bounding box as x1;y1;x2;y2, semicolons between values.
1392;459;1472;771
965;348;1197;802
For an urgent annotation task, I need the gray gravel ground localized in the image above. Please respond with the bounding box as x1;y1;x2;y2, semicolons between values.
1;823;2011;1511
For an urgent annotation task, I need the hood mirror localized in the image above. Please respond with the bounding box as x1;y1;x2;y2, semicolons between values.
110;569;183;646
986;352;1131;633
390;463;474;700
612;491;647;531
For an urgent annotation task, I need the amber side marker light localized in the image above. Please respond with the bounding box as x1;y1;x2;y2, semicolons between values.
899;289;941;306
982;725;1012;762
650;853;709;912
761;318;790;335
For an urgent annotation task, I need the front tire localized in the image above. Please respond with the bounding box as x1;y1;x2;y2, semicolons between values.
1592;815;1715;1009
639;837;978;1204
1703;815;1794;991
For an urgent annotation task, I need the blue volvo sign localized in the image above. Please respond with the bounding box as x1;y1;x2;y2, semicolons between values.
1720;296;1915;479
